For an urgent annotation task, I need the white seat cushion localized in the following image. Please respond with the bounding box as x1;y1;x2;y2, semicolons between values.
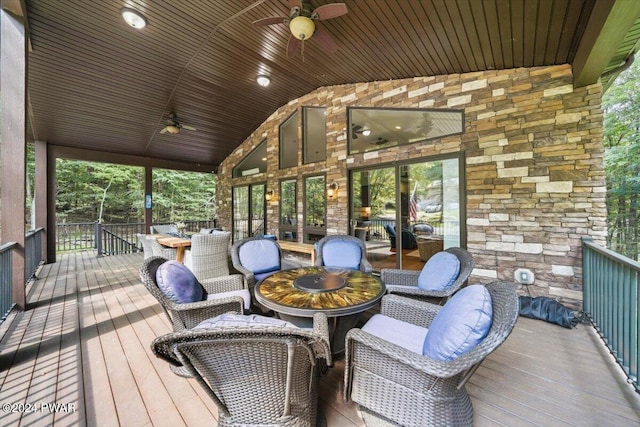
362;314;428;354
206;289;251;311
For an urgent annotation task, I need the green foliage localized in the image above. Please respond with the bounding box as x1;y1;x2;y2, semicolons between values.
55;160;216;224
603;59;640;260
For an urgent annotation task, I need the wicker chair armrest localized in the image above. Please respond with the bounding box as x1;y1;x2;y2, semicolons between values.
359;257;374;273
166;297;245;330
345;328;470;381
231;263;256;288
311;312;332;364
380;268;421;286
200;274;246;294
381;294;441;328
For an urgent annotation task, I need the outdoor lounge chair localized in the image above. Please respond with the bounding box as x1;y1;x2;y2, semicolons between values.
382;247;474;304
230;236;300;292
314;234;373;273
139;256;247;376
384;224;418;251
344;281;519;427
152;312;332;426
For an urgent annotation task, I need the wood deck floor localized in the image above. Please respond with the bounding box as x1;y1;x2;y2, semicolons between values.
0;252;639;426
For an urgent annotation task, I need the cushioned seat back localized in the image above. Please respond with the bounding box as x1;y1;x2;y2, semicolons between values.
321;239;362;270
239;239;281;274
422;284;493;360
417;251;460;290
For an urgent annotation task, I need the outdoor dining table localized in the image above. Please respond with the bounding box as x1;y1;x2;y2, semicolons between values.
151;234;191;263
255;266;385;353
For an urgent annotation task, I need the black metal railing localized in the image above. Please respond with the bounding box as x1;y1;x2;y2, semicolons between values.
55;220;216;256
25;228;45;280
582;236;640;392
0;242;17;322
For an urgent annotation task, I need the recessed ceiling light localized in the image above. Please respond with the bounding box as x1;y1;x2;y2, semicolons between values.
256;75;271;87
395;125;401;130
121;8;147;29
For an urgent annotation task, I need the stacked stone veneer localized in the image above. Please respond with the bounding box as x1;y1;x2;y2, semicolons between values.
218;64;606;305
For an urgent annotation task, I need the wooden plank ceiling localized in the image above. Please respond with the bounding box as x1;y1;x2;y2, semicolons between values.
22;0;640;169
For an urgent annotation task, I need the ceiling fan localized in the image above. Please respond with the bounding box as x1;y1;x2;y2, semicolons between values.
253;0;348;57
160;113;196;135
351;124;371;139
372;137;389;145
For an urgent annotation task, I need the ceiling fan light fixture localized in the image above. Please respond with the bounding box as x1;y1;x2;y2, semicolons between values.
289;16;315;40
165;125;180;134
120;8;147;29
256;75;271;87
362;129;371;136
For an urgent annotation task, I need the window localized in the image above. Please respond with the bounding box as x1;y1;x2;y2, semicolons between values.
232;139;267;178
279;111;298;169
232;183;266;241
348;107;464;154
279;179;297;241
303;175;326;243
303;107;326;164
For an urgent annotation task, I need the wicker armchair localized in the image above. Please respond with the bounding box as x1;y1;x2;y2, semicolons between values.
152;312;332;427
344;281;519;427
137;233;177;260
140;256;246;332
314;235;373;273
382;247;473;304
230;236;299;292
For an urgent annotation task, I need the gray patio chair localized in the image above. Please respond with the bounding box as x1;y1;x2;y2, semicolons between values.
381;247;474;304
344;281;519;427
136;233;177;260
184;231;231;280
314;234;373;273
230;236;300;293
150;224;179;235
152;312;332;427
139;256;246;376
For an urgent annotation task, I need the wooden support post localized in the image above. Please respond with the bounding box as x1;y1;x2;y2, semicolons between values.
35;140;49;262
144;165;153;233
1;9;27;310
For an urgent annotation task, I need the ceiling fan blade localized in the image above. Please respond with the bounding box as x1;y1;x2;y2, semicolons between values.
312;26;338;53
312;3;348;20
160;127;168;134
181;125;196;131
253;16;286;26
287;35;301;57
288;0;302;8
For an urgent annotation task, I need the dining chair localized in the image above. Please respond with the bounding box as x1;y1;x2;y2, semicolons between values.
344;281;519;427
137;233;177;260
150;224;179;234
152;312;332;426
314;235;373;273
382;247;474;304
184;231;232;281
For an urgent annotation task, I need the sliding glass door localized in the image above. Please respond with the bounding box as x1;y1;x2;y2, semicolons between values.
232;183;266;241
350;154;464;271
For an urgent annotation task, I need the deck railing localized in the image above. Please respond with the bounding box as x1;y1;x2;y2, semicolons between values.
25;228;45;280
55;220;216;256
582;236;639;392
0;242;17;322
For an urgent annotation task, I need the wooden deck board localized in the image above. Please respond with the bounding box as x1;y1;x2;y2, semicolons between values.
0;252;638;426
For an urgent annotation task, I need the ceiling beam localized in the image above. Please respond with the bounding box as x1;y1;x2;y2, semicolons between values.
49;145;218;174
573;0;640;88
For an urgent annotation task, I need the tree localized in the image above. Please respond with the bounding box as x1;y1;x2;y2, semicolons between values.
603;59;640;260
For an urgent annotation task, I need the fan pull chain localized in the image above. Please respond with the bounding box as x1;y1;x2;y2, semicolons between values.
301;40;305;62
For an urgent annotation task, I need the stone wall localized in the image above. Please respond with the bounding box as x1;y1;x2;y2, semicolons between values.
217;64;606;305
